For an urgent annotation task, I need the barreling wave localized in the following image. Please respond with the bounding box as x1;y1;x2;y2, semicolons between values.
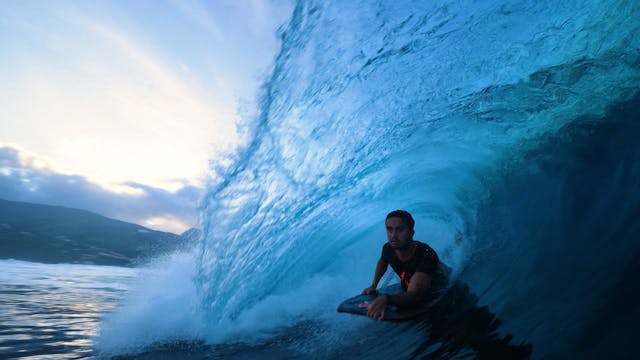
192;0;640;358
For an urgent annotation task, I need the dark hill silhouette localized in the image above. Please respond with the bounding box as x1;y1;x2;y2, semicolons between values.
0;198;199;266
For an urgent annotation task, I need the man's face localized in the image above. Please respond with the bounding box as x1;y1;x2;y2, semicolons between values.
386;217;413;250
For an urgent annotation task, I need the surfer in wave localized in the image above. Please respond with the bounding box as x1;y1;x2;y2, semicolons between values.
362;210;440;320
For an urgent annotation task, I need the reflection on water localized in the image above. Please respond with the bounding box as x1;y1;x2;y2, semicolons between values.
0;260;135;359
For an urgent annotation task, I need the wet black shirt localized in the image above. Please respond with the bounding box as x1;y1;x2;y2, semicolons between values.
381;241;439;291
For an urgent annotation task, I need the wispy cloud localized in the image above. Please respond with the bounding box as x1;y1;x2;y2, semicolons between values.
168;0;224;40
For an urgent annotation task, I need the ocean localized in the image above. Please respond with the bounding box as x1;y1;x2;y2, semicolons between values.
3;0;640;358
0;260;134;359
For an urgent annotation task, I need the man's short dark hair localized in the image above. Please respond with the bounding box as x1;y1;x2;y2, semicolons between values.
386;210;415;230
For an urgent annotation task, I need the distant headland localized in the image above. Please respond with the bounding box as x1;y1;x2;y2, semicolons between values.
0;198;201;267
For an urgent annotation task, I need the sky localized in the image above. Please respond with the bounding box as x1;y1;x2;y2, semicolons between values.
0;0;293;233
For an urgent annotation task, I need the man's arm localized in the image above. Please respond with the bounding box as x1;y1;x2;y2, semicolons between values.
362;258;388;295
366;272;432;320
387;272;432;307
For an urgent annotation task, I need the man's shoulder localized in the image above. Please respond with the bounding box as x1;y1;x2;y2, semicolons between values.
413;241;439;275
415;241;438;257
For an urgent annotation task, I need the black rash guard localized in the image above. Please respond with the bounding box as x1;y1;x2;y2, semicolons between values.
381;240;439;291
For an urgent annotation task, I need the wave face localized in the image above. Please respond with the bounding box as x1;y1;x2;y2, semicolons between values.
197;0;640;358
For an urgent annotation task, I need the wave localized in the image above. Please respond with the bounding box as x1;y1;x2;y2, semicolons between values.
100;0;640;358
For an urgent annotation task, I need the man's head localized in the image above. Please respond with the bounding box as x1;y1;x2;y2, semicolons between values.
385;210;415;250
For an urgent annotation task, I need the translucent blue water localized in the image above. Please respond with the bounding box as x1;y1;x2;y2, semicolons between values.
190;0;640;358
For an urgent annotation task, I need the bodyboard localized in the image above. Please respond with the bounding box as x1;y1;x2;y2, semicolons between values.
336;283;434;321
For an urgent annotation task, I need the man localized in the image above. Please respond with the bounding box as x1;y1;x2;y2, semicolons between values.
362;210;440;320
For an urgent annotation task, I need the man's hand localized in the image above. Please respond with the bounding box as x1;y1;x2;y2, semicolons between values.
366;295;389;320
362;285;377;295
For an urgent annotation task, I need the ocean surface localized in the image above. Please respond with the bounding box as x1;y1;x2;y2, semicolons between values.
4;0;640;358
0;259;135;359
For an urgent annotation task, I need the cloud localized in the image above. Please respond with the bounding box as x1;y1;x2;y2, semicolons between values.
0;145;201;234
0;147;20;167
168;0;224;40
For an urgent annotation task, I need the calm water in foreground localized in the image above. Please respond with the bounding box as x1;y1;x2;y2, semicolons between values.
0;259;135;359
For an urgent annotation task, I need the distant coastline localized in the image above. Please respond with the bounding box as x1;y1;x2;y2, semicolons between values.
0;198;200;267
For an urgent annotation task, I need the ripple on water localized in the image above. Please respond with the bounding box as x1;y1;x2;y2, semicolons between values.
0;260;135;359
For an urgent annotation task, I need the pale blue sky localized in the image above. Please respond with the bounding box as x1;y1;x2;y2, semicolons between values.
0;0;293;233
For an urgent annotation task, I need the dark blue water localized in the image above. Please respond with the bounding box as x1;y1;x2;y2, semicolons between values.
3;0;639;359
